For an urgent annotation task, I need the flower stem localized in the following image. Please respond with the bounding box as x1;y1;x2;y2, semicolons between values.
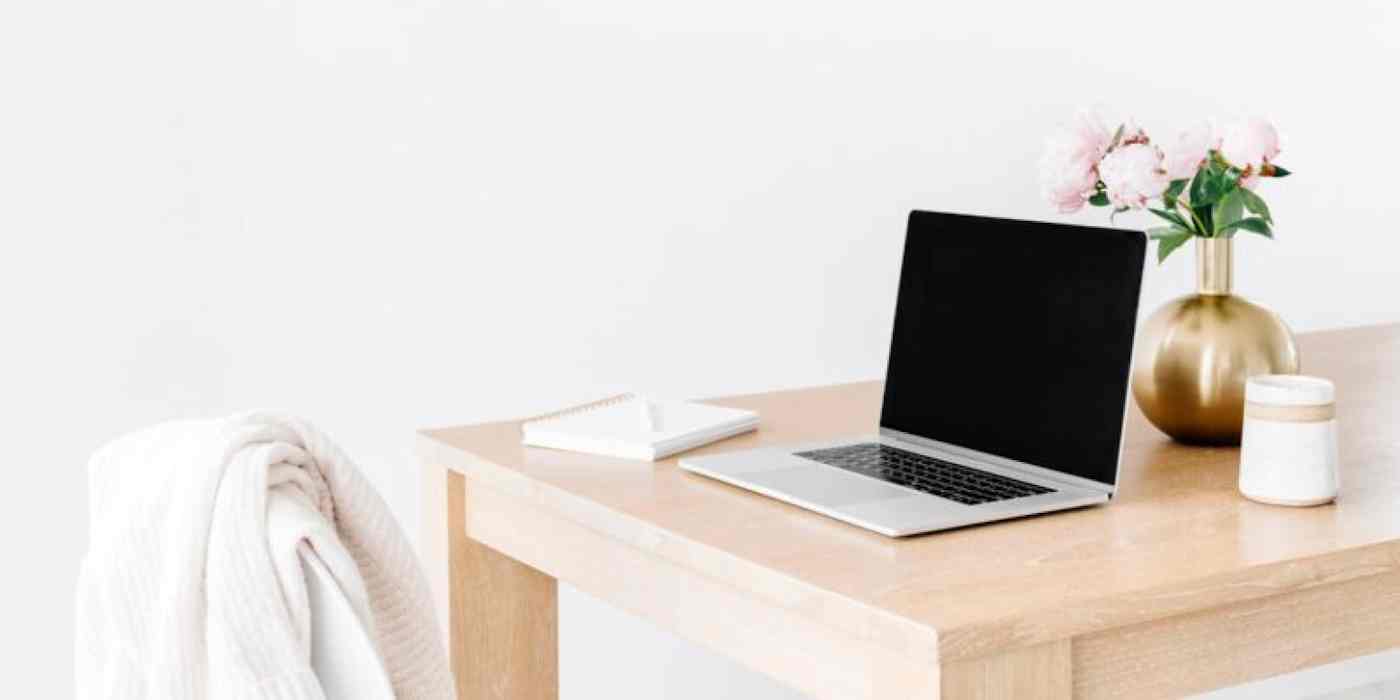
1177;201;1210;237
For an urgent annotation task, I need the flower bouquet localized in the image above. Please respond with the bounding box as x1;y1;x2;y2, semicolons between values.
1040;113;1291;262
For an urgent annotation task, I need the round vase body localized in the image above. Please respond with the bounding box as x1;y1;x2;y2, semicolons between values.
1131;293;1299;445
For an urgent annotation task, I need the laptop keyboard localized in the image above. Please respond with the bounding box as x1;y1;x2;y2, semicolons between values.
794;443;1055;505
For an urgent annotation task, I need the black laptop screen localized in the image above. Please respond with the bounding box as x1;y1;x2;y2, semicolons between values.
879;211;1145;486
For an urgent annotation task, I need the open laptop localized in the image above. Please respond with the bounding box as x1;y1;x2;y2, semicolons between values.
680;210;1146;537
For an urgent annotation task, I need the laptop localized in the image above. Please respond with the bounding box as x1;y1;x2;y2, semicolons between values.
679;210;1146;537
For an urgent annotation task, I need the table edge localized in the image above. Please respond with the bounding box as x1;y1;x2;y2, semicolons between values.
418;432;946;664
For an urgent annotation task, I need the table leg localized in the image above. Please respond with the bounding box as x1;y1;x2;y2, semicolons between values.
424;466;559;700
940;640;1071;699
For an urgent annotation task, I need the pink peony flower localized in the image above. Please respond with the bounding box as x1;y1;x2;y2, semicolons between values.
1219;117;1280;168
1162;122;1218;180
1039;111;1111;213
1117;119;1150;147
1098;143;1169;209
1040;158;1099;213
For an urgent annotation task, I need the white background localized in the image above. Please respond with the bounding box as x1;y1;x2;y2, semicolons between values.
3;0;1398;697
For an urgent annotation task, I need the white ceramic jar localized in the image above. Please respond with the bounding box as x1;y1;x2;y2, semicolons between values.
1238;375;1339;506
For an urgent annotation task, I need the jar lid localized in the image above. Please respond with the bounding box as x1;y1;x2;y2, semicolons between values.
1246;374;1335;407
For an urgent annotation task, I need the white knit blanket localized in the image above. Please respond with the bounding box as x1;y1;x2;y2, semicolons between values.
75;413;455;700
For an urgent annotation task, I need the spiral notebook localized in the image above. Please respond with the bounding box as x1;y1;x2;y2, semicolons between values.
521;394;759;461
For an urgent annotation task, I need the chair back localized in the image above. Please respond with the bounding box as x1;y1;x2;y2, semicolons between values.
301;552;396;699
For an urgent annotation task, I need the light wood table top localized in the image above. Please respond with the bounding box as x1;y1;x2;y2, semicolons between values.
419;323;1400;699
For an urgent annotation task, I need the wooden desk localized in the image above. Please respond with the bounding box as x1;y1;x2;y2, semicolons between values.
418;324;1400;699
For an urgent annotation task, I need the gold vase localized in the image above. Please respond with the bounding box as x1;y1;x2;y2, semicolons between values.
1130;237;1300;445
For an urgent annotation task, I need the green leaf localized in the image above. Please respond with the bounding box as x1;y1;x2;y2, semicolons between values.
1268;165;1291;177
1211;171;1230;199
1147;225;1190;239
1219;216;1273;238
1237;187;1273;224
1108;124;1125;151
1156;232;1193;263
1088;191;1110;207
1188;167;1220;207
1162;178;1188;207
1148;207;1188;229
1193;159;1234;207
1211;189;1245;235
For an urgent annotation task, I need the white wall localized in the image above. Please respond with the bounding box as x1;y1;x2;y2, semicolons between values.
2;1;1398;697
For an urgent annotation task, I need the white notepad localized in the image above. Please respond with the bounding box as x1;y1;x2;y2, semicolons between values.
521;394;759;461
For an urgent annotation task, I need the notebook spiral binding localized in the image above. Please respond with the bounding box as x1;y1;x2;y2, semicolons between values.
520;393;636;431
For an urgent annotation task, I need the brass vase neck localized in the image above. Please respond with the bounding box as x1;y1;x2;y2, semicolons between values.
1196;237;1233;296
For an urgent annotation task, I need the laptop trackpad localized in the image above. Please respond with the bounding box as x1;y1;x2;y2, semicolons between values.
745;466;912;508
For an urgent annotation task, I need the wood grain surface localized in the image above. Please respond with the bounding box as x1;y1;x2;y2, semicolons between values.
420;323;1400;698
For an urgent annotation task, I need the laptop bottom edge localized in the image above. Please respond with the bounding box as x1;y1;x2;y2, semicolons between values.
679;439;1110;537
